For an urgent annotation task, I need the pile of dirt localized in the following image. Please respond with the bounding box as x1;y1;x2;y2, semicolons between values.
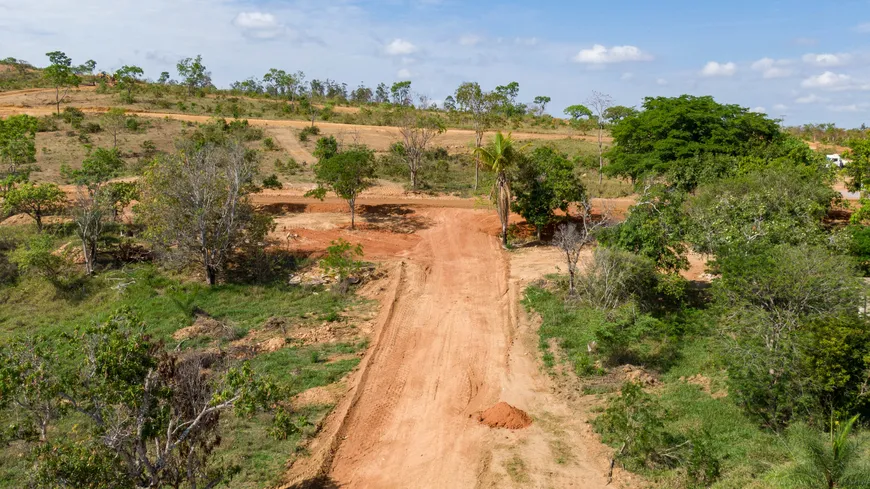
173;315;233;341
476;402;532;430
620;365;658;387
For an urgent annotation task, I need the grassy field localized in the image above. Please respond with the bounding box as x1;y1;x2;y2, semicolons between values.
0;225;372;488
522;281;790;488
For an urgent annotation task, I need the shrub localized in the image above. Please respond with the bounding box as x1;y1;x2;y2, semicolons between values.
275;157;300;176
262;174;282;190
576;247;658;310
262;137;278;151
82;122;102;134
61;107;85;128
298;125;320;142
9;234;78;289
125;117;144;132
36;115;59;132
320;239;364;283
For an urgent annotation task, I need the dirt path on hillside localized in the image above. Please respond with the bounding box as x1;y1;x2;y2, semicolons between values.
283;208;627;489
264;126;316;164
0;88;609;151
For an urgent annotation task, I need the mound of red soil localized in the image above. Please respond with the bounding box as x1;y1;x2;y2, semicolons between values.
476;402;532;430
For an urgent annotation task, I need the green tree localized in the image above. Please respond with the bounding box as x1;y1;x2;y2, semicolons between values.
113;65;144;102
0;114;38;192
306;146;377;230
176;54;211;96
43;51;81;115
320;238;365;282
604;95;782;187
774;416;870;488
844;139;870;197
476;132;525;248
533;95;551;115
512;146;584;240
599;184;689;272
313;135;339;162
715;245;862;428
687;169;835;258
62;147;124;274
603;105;638;125
2;182;65;232
101;181;139;221
390;80;412;106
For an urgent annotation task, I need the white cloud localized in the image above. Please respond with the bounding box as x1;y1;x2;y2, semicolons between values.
802;53;852;67
572;44;652;64
800;71;865;91
773;104;789;111
385;39;417;56
795;94;825;104
396;68;413;78
514;37;538;46
234;12;278;29
232;11;286;39
751;58;793;79
855;22;870;33
829;104;864;113
458;35;480;46
750;106;767;113
656;78;668;86
700;61;737;77
621;72;634;81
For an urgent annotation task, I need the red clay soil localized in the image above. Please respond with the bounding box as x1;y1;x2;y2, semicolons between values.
476;402;533;430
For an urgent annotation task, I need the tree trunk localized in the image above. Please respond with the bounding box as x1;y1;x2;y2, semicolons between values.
205;266;217;286
35;213;43;233
81;238;94;275
410;167;417;190
598;125;604;186
474;159;479;191
568;268;576;295
349;198;356;230
55;87;60;115
536;225;542;242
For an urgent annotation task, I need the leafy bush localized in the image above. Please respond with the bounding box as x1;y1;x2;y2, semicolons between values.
61;107;85;128
275;157;300;176
715;245;865;428
9;234;78;289
595;383;721;485
262;137;278;151
313;136;338;162
125;117;141;132
320;239;364;283
36;116;58;132
262;174;282;190
298;125;320;142
82;122;101;134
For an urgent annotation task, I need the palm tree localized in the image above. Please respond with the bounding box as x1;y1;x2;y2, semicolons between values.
776;415;870;489
475;132;523;248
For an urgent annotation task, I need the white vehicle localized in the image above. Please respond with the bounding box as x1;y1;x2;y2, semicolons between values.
827;154;850;168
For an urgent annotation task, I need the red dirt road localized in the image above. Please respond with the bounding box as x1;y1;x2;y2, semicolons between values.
284;208;625;489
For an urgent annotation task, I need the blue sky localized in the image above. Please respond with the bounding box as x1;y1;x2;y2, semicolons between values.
2;0;870;125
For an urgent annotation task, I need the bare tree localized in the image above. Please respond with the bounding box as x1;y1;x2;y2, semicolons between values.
72;190;106;275
553;200;611;295
101;107;126;148
455;82;497;190
139;142;262;285
587;91;614;186
398;110;445;190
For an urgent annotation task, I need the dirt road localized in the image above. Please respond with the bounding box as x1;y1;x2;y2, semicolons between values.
284;208;625;489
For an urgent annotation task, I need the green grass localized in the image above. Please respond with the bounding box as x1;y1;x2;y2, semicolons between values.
522;280;790;488
0;228;368;488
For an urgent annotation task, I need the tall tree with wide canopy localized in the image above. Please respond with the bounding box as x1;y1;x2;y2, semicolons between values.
476;132;525;248
604;95;782;188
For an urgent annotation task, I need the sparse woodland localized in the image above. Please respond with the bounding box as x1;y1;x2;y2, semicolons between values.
2;53;870;489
